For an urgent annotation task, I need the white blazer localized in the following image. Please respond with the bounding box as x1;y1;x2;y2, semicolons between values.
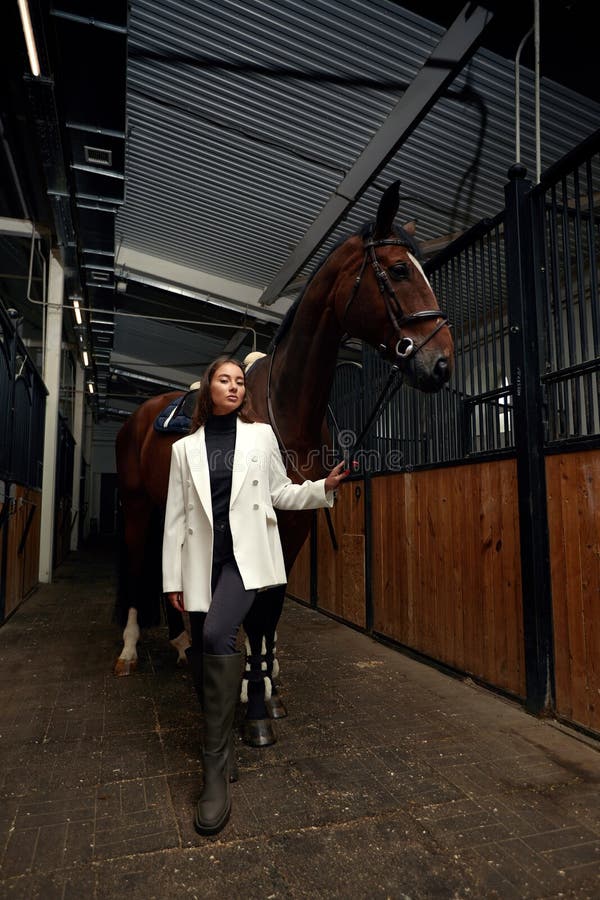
162;419;334;612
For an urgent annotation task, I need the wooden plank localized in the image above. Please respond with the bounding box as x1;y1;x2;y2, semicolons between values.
579;457;600;731
497;460;526;694
371;460;524;697
0;486;42;620
548;450;600;732
342;533;365;628
316;480;365;622
22;489;41;596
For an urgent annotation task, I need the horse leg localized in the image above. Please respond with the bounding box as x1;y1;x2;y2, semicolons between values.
113;495;151;675
239;585;286;746
114;606;141;676
164;598;191;664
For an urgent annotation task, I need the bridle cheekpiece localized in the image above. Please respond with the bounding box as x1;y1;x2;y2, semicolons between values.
343;234;449;361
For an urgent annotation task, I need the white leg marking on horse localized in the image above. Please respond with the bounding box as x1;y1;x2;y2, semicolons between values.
119;607;140;661
170;629;191;663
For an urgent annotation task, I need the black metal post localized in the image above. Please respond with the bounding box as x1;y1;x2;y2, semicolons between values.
504;164;555;715
363;473;373;633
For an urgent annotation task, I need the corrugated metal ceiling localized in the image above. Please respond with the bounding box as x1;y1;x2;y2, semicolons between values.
116;0;600;297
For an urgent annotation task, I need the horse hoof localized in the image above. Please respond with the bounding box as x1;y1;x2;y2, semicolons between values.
114;658;138;677
241;718;277;748
267;694;288;719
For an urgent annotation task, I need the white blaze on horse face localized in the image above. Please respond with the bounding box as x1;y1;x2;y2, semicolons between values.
408;252;436;301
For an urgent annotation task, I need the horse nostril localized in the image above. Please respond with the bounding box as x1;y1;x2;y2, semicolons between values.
434;358;450;382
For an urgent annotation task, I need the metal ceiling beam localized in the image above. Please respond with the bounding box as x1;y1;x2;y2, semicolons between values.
109;365;188;391
0;217;44;239
116;247;286;323
258;3;495;307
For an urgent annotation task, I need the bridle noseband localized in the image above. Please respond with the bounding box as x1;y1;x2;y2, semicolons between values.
343;236;449;361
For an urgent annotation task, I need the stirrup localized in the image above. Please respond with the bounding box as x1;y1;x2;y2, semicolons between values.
241;717;276;747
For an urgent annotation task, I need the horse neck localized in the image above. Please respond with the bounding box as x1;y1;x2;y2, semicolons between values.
272;277;343;440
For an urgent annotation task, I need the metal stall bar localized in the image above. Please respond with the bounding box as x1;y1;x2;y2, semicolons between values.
504;164;554;715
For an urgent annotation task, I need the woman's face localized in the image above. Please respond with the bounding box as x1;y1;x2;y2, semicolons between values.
210;362;246;415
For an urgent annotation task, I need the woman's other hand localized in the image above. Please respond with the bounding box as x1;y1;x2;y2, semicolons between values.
166;591;185;612
324;460;352;492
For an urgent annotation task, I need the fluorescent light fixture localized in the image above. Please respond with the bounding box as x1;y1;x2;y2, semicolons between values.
17;0;41;77
82;350;89;367
87;382;95;394
73;299;82;325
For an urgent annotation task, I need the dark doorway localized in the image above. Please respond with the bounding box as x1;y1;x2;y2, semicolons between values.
99;473;119;535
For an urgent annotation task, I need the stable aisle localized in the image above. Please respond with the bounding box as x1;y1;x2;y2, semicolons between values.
1;543;600;898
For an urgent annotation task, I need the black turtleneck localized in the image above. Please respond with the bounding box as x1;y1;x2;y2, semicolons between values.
204;410;238;523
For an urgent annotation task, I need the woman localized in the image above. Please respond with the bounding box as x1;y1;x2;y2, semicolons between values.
162;355;349;836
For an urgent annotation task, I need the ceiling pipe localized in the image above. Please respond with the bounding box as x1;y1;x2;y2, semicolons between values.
514;27;533;165
534;0;541;183
514;1;541;182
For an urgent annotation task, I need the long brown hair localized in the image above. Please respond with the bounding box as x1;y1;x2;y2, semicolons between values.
190;355;255;432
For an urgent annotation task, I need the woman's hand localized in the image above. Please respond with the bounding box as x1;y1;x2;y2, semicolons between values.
166;591;185;612
324;460;352;492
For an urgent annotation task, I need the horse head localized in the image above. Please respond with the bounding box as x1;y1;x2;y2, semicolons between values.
331;181;454;393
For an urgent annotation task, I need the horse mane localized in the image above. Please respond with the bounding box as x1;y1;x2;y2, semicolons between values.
269;221;420;350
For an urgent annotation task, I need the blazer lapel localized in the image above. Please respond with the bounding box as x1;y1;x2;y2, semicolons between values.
229;418;249;508
184;429;213;523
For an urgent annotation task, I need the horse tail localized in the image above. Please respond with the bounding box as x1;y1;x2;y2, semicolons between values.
113;498;165;630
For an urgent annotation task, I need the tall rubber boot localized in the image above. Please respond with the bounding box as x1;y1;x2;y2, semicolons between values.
187;645;239;783
194;652;241;836
186;646;203;707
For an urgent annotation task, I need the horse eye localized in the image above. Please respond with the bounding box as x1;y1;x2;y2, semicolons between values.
389;262;410;281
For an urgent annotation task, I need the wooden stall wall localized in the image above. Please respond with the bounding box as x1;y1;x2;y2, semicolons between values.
0;487;42;620
286;527;311;604
547;449;600;733
370;461;526;697
316;480;366;629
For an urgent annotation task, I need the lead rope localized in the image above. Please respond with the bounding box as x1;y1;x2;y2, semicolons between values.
344;362;404;465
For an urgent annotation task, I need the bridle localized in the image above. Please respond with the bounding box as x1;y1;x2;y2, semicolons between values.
266;232;451;482
342;235;449;361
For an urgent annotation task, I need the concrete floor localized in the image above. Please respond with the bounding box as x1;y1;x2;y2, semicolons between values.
1;543;600;899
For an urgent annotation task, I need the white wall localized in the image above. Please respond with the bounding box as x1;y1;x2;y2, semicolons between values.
86;419;122;535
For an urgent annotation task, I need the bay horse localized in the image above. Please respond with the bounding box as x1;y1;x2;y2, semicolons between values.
114;181;454;744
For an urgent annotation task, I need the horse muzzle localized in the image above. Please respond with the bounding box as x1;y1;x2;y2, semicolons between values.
409;352;453;392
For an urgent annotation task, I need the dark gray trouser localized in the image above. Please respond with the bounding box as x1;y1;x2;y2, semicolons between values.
188;522;257;656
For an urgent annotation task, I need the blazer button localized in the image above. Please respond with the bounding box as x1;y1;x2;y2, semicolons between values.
251;456;258;462
188;528;193;534
252;479;259;486
253;504;259;510
188;504;194;510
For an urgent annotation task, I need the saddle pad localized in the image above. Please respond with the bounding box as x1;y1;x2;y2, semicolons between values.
153;390;197;434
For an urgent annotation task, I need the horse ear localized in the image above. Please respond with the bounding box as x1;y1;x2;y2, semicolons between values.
374;180;401;239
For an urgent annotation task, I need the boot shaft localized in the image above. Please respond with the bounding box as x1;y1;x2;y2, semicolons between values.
202;652;242;755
